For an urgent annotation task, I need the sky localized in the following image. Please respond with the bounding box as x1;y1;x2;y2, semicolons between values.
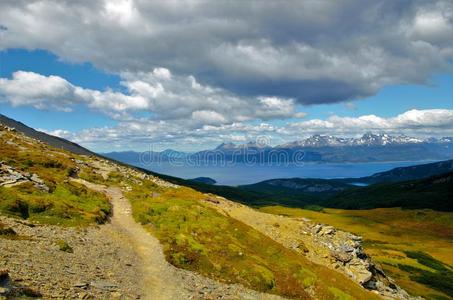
0;0;452;152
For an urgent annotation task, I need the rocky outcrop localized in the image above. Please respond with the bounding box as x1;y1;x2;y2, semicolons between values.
306;223;412;299
0;161;49;192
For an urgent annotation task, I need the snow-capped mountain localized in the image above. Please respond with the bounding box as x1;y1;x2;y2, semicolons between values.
278;133;427;148
351;133;424;146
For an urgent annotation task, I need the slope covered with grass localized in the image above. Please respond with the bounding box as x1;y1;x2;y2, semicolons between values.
0;127;111;225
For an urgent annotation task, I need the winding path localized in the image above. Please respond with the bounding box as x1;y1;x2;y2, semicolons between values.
74;179;283;300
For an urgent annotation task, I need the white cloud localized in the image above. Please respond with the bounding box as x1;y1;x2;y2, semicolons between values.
43;109;453;152
0;1;452;103
286;109;453;136
0;70;302;124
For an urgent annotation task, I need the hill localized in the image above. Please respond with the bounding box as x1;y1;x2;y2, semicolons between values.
344;159;453;184
324;172;453;211
0;114;95;156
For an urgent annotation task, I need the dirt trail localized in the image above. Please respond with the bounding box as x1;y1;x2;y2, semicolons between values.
74;179;283;300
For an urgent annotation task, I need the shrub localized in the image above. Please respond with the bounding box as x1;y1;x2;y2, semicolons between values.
404;251;447;272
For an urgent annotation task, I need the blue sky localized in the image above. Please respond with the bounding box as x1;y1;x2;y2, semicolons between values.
0;1;452;152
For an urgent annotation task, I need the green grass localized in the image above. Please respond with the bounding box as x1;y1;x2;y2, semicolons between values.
0;129;112;226
328;287;354;300
0;181;111;226
124;181;380;299
57;239;74;253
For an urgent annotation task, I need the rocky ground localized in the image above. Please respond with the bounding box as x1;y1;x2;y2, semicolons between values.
0;216;143;299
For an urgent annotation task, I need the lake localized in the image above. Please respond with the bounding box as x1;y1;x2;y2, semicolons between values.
130;160;433;186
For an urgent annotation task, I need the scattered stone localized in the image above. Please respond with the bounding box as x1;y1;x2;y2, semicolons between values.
0;227;17;236
90;280;118;291
0;269;8;281
73;281;88;288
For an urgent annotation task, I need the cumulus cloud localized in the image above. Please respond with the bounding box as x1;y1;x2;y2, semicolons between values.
43;109;453;152
284;109;453;136
0;70;302;124
0;0;452;103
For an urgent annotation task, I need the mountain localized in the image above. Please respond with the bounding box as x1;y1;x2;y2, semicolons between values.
323;172;453;211
189;177;217;185
103;133;453;164
233;178;352;207
278;133;426;148
3;113;451;212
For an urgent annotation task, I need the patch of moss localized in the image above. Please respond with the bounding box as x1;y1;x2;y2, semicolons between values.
57;240;73;253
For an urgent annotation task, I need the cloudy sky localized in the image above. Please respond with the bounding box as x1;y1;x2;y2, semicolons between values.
0;0;452;151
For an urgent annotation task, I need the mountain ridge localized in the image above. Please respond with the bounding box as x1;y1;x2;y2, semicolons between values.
103;133;453;163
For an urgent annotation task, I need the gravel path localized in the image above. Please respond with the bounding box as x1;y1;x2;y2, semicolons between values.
76;179;284;300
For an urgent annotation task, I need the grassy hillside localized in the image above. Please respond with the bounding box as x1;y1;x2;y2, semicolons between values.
259;206;453;299
0;127;111;225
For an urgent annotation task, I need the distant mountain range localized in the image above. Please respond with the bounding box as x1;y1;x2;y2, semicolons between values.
277;133;452;148
104;133;453;164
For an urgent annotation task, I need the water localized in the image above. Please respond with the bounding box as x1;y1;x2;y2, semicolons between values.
130;160;433;186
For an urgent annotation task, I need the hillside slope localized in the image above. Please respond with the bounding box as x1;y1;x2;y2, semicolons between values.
325;172;453;211
0;114;95;156
345;159;453;184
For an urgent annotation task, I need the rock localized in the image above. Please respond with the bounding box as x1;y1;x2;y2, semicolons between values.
73;281;88;288
320;226;335;235
90;280;118;291
313;224;323;234
0;269;8;281
110;291;123;299
355;270;373;285
331;250;353;263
